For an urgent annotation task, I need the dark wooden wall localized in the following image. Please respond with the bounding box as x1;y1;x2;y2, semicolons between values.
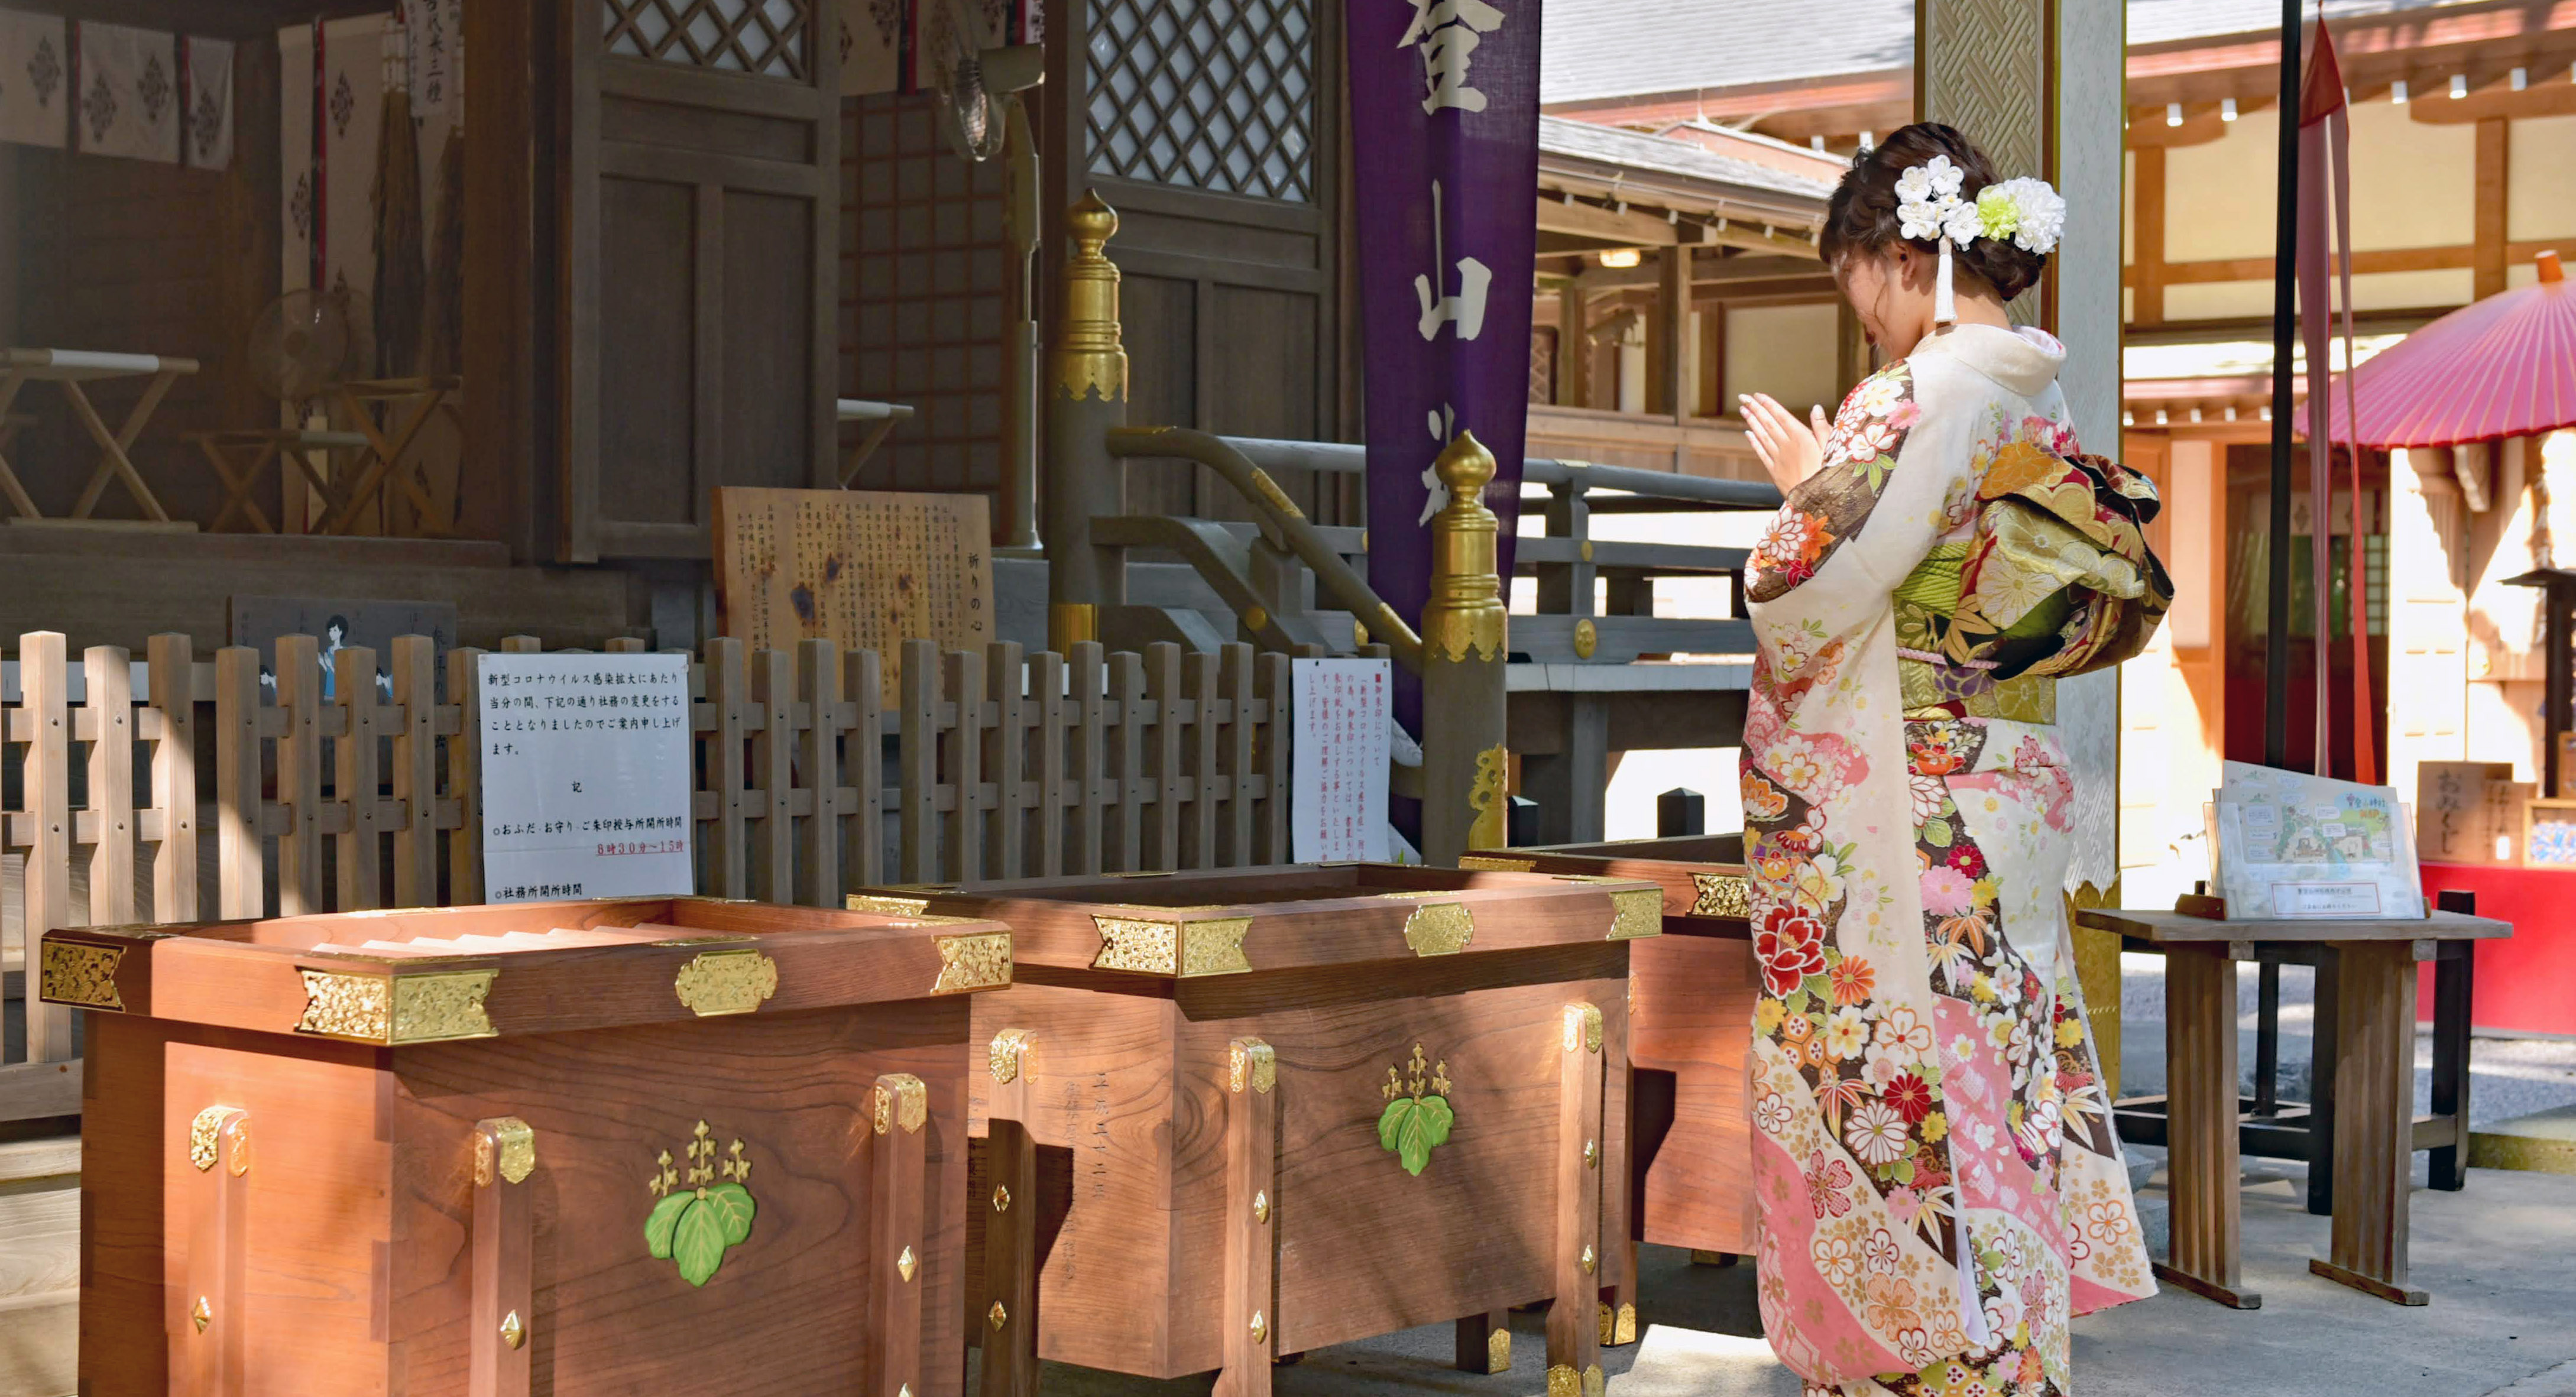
2;37;280;527
1041;0;1352;527
839;93;1014;504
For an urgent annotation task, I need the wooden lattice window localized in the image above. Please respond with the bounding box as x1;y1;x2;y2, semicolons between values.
1530;328;1557;405
842;95;1010;498
1086;0;1314;202
603;0;811;79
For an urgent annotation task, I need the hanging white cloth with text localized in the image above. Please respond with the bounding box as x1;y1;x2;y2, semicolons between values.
0;8;68;149
74;21;181;164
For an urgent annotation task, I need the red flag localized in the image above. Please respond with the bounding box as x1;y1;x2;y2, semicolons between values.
2297;18;2374;782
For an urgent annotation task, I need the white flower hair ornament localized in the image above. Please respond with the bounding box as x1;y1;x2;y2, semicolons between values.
1892;157;2066;324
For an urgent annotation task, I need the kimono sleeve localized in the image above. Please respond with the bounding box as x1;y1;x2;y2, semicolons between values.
1744;361;1968;682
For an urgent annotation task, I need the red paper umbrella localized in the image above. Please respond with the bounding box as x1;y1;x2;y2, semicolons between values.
2324;252;2576;449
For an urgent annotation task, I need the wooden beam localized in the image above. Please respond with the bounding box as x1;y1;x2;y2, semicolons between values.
2125;239;2576;287
2409;81;2576;124
2133;144;2167;326
2476;118;2512;299
1538;197;1687;247
2126;98;2277;150
1557;283;1588;409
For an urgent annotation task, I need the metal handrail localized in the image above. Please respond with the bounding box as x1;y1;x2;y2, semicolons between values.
1105;426;1425;672
1216;435;1783;511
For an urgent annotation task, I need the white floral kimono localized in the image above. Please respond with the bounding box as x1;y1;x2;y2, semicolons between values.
1740;325;2169;1397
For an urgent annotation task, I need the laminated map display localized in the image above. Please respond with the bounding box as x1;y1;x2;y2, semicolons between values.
2212;760;2425;919
712;488;993;704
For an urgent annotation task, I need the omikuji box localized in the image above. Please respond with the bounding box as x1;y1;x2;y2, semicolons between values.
852;863;1663;1397
44;897;1016;1397
1469;837;1760;1262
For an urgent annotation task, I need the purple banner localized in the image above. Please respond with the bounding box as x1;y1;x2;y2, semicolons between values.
1348;0;1540;734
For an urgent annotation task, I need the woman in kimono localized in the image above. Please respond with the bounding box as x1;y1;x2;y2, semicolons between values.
1732;124;2172;1397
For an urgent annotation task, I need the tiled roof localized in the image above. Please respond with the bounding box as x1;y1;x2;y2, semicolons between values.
1541;0;2476;106
1538;115;1839;203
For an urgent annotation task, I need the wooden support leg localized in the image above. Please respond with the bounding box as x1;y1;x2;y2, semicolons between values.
981;1033;1041;1397
2306;948;2341;1216
2429;893;2478;1194
2310;941;2431;1305
471;1117;535;1397
0;369;39;518
1550;1004;1605;1397
1598;996;1637;1349
2154;945;2260;1308
1214;1038;1277;1397
869;1077;929;1397
1454;1309;1511;1374
176;1107;251;1396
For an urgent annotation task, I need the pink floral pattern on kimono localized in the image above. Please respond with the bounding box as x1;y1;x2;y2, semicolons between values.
1742;328;2157;1397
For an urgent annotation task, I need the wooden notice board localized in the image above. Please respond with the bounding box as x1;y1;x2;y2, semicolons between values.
713;488;993;702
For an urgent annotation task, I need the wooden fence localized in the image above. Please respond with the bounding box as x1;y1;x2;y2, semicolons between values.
1;630;1292;1120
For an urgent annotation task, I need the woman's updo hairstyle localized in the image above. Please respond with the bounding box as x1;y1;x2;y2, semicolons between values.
1817;122;2049;302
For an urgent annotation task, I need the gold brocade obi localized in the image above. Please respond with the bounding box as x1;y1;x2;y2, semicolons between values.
1893;450;2173;724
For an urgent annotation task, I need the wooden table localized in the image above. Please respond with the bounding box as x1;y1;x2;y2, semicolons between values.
854;862;1662;1397
1469;835;1758;1282
0;348;200;526
2076;902;2510;1308
44;896;1019;1396
838;397;916;484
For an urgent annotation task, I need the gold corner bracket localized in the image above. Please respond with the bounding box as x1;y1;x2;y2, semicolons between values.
1052;191;1129;403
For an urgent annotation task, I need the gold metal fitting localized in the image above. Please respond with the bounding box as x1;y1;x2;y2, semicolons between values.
1420;430;1508;665
1572;618;1598;660
988;1301;1010;1332
993;1184;1012;1213
1580;1243;1597;1275
897;1246;918;1282
1053;192;1129;403
1049;602;1100;651
1583;1138;1598;1168
1253;1190;1270;1224
191;1296;212;1334
1249;1311;1268;1345
500;1310;526;1350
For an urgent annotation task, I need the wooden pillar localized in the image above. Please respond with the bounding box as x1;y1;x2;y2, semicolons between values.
179;1107;252;1396
981;1034;1042;1397
2473;118;2509;302
1556;281;1588;409
1418;433;1509;864
1213;1038;1279;1397
1548;1003;1606;1397
870;1074;929;1397
1647;247;1691;417
1046;193;1131;653
469;1117;534;1397
2133;144;2168;326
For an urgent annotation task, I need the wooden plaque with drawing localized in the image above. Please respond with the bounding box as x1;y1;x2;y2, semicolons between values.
50;898;1018;1397
1466;837;1760;1263
712;488;994;702
851;863;1661;1397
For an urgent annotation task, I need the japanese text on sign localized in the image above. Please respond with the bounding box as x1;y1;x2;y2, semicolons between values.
478;653;694;902
1291;658;1393;863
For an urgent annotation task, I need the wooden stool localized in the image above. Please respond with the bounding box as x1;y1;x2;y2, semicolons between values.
2078;900;2509;1307
190;428;370;533
315;376;464;536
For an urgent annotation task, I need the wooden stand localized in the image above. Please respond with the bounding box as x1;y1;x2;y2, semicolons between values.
50;897;1018;1395
864;863;1657;1390
2079;903;2510;1307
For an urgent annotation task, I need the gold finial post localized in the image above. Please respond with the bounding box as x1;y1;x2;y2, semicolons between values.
1418;430;1511;864
1048;190;1132;654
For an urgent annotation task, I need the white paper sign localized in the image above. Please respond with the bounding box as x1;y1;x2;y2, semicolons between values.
478;654;694;902
1291;658;1392;863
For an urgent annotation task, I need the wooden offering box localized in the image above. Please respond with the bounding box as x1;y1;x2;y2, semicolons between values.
1466;837;1757;1263
44;897;1018;1397
852;863;1664;1397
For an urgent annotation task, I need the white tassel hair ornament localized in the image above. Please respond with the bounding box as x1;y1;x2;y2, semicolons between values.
1892;155;2066;324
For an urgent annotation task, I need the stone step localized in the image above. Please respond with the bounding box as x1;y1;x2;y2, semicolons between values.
0;1135;79;1397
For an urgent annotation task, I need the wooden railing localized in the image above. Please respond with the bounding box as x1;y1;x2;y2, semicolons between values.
1;630;1291;1122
